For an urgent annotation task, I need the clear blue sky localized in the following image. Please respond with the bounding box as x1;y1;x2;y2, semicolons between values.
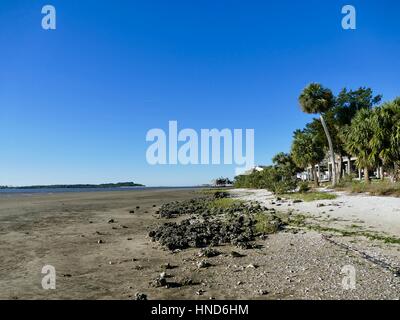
1;0;399;186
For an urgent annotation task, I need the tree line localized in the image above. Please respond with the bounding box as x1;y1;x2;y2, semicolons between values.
234;84;400;192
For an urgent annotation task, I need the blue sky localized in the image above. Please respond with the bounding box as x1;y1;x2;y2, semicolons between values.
1;0;399;186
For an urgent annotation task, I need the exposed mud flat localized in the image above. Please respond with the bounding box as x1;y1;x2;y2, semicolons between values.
0;188;399;300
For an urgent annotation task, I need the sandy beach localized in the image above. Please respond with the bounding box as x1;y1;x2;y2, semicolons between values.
0;188;399;300
231;188;400;237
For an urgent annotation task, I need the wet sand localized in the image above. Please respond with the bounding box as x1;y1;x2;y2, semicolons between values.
0;189;200;299
0;188;399;300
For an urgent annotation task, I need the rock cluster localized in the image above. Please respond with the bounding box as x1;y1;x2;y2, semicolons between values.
149;216;255;250
149;197;286;250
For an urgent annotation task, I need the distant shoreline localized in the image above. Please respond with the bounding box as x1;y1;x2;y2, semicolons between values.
0;182;145;190
0;185;205;196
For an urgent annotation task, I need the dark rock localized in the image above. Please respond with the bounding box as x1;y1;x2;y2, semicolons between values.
135;293;147;300
179;277;195;286
230;251;245;258
213;191;229;199
235;242;254;250
198;247;221;258
151;276;167;288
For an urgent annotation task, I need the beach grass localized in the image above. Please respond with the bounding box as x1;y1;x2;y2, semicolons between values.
281;191;337;202
284;212;400;245
254;212;282;234
336;180;400;197
307;224;400;244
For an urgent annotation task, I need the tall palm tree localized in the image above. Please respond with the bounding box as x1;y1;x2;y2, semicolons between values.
299;83;337;186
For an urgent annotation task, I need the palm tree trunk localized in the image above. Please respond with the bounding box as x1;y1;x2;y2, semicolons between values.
320;115;336;186
338;155;343;181
364;167;370;183
389;164;395;182
311;166;319;187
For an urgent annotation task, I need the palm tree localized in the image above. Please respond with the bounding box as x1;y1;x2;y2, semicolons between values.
299;83;337;186
291;129;325;187
272;152;299;177
344;108;378;183
334;87;382;178
370;99;400;181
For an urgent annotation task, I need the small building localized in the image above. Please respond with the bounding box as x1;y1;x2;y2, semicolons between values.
242;166;268;176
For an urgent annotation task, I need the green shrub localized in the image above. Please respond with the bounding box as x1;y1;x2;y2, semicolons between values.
234;166;297;194
233;152;299;194
298;181;310;193
255;212;286;234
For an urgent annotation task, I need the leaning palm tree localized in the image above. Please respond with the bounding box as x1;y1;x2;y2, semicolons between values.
299;83;337;186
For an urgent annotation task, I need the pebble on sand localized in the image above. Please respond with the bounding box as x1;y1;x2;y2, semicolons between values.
197;260;211;269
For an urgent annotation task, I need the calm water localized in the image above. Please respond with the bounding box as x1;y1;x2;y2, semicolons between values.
0;186;202;196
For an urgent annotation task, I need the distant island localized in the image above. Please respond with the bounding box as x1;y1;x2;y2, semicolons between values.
0;182;145;189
